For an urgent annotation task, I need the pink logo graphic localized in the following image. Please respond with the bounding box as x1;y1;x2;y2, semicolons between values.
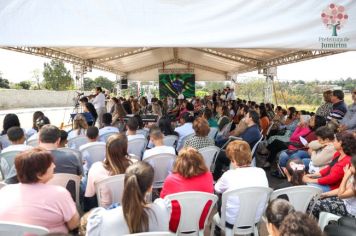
321;3;348;36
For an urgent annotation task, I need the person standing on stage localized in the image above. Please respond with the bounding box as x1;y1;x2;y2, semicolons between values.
91;87;107;128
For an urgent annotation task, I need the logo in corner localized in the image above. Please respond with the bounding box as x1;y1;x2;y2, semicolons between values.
321;3;348;37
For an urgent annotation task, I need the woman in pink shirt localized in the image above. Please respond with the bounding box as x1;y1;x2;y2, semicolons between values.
0;148;79;233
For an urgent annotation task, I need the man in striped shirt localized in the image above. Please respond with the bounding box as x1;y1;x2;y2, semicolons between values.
327;90;347;122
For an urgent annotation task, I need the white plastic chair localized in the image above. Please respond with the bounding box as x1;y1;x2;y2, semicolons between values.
137;129;149;138
47;173;81;211
26;139;39;147
79;143;106;172
198;146;220;171
67;135;89;150
251;135;263;167
124;232;176;236
270;185;322;213
143;153;176;188
0;135;11;150
0;150;21;179
208;127;219;140
99;132;117;142
165;191;218;235
318;212;341;231
211;186;273;236
128;137;147;160
163;135;179;148
217;122;232;139
58;148;83;171
95;174;125;208
0;182;6;190
265;121;274;140
0;221;49;236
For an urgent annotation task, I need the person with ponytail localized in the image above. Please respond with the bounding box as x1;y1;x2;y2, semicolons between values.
86;162;169;235
275;158;306;190
85;134;134;209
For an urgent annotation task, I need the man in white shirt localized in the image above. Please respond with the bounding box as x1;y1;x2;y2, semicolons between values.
143;128;176;160
1;127;32;154
1;127;32;180
99;113;119;141
91;87;107;128
174;112;195;151
126;117;145;141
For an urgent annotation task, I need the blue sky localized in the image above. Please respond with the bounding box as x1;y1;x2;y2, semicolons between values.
0;48;355;83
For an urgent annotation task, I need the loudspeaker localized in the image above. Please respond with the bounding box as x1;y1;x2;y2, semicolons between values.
121;78;128;89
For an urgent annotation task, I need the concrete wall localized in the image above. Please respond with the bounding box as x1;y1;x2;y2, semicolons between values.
0;89;91;109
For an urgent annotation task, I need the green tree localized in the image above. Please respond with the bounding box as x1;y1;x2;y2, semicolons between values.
17;81;32;90
43;60;73;90
0;72;10;89
94;76;114;90
83;77;96;90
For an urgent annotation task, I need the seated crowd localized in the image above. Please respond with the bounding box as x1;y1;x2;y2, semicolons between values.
0;87;355;235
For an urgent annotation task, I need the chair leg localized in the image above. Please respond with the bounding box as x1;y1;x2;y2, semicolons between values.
210;221;216;236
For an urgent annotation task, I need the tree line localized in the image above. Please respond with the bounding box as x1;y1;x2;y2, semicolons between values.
0;59;115;91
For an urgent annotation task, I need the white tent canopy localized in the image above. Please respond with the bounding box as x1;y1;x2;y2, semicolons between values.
0;0;355;81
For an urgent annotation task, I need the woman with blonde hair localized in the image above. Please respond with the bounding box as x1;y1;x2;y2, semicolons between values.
86;162;169;235
85;134;134;208
68;114;88;140
215;140;268;229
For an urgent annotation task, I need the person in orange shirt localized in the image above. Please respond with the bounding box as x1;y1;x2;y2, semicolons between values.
259;104;270;137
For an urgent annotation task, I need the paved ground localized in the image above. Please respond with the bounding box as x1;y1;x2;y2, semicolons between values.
0;107;74;131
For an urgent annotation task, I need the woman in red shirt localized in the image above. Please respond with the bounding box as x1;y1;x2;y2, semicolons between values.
303;132;356;192
160;147;214;197
160;147;214;232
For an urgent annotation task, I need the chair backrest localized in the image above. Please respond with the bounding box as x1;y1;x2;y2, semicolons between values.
124;232;176;236
79;143;106;171
198;146;220;171
250;135;263;167
0;150;21;179
0;135;11;150
162;135;179;148
221;187;273;235
265;121;275;138
128;137;147;159
47;173;81;210
95;174;125;208
217;122;232;138
0;221;49;236
164;191;218;234
137;129;149;138
208;127;219;140
26;139;39;147
99;132;117;142
270;185;322;212
0;182;6;190
143;153;176;188
67;135;89;150
58;148;83;168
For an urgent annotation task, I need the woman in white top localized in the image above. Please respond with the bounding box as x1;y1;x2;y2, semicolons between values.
67;114;88;140
85;134;134;209
86;161;170;235
311;154;356;218
215;140;269;227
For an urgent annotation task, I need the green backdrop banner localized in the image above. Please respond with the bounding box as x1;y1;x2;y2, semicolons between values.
159;74;195;99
